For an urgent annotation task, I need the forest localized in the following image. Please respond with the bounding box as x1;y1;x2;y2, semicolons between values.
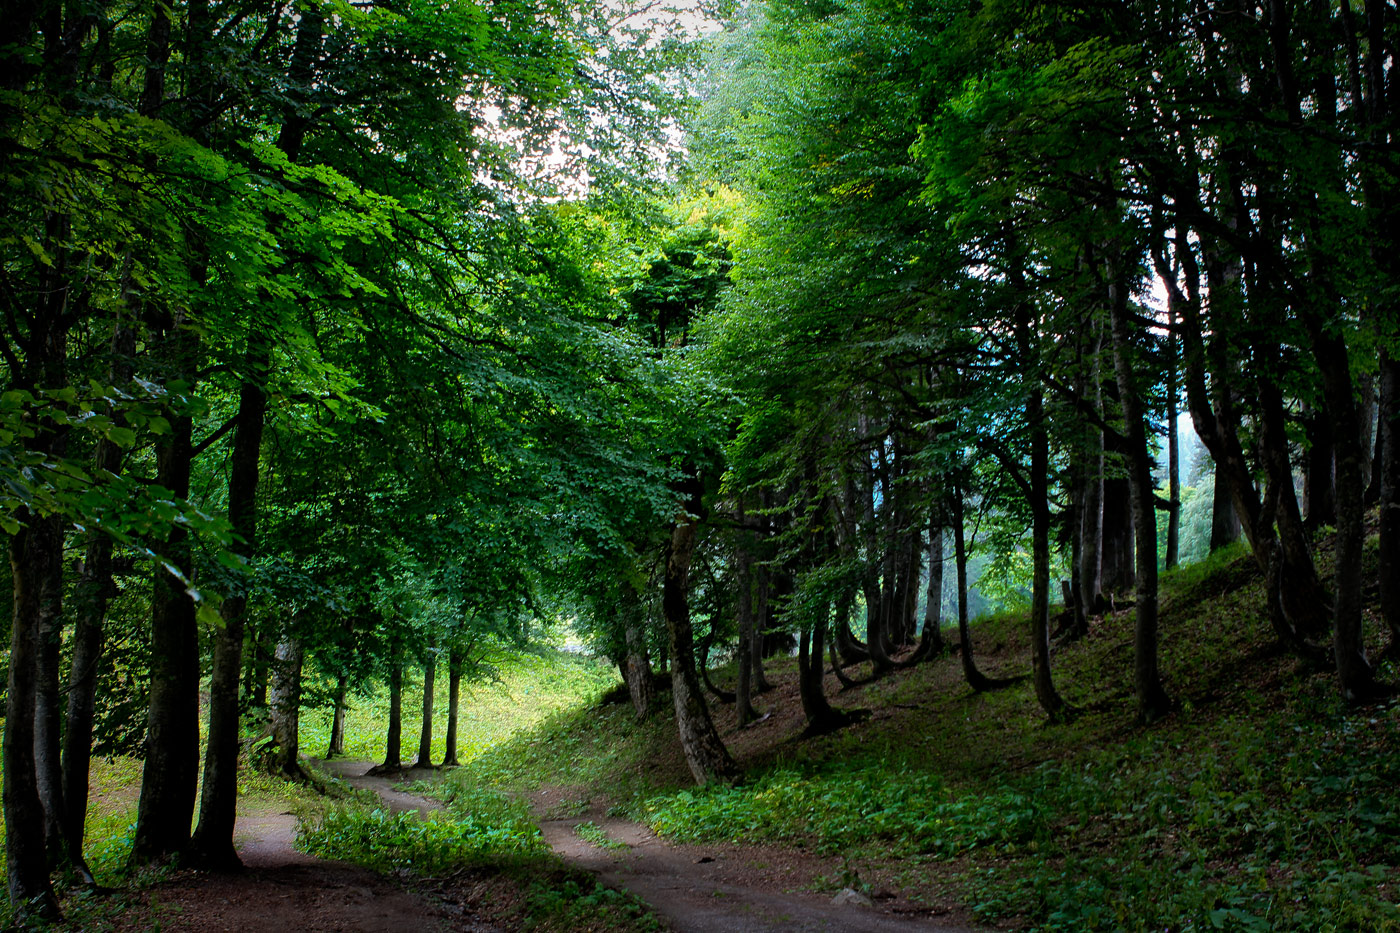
2;0;1398;926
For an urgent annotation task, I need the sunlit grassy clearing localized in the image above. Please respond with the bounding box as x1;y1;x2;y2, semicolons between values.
299;648;620;765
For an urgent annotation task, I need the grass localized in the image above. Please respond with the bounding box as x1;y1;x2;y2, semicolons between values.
443;541;1400;931
299;648;620;765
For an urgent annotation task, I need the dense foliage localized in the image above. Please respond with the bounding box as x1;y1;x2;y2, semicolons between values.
3;0;1398;924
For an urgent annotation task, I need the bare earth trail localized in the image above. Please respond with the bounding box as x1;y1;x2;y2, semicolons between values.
110;758;467;932
530;789;981;933
109;759;980;932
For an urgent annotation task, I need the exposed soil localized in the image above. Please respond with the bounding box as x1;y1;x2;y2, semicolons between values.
534;791;983;933
101;760;470;933
91;756;983;932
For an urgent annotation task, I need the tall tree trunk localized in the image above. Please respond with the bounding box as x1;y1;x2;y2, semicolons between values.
1303;405;1337;529
414;656;436;768
62;313;135;878
915;519;946;658
622;581;655;721
1209;457;1241;552
326;672;348;759
6;515;63;919
132;411;200;864
1108;268;1171;724
952;492;993;692
1079;332;1106;616
1013;272;1068;720
797;603;839;731
266;634;305;778
190;369;268;870
379;646;404;772
734;523;759;725
1165;306;1181;570
1380;351;1400;651
664;501;738;786
442;649;463;766
1307;325;1378;700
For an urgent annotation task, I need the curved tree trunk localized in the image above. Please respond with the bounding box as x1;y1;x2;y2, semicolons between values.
664;510;738;786
797;604;841;732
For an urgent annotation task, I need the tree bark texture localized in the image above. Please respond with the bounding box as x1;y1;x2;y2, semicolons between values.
380;647;404;770
327;672;348;759
190;372;267;870
664;514;738;786
132;413;200;863
443;650;463;766
267;634;305;778
6;517;63;918
415;657;436;768
622;583;656;721
1108;272;1171;724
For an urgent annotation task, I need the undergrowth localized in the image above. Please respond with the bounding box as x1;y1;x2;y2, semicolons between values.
448;544;1400;932
294;791;660;931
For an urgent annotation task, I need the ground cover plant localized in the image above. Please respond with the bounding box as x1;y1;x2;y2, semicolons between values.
447;546;1400;931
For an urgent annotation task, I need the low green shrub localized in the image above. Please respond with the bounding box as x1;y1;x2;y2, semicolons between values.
295;802;547;874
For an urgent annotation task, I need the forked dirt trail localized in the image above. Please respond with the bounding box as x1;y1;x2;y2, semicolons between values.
532;790;982;933
108;759;979;932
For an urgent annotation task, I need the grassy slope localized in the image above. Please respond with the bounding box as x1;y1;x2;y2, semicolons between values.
448;543;1400;932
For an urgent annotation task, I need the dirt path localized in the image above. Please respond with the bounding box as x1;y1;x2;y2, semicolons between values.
106;760;979;932
107;760;474;933
532;790;982;933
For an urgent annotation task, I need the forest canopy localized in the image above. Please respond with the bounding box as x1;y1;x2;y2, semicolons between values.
2;0;1397;921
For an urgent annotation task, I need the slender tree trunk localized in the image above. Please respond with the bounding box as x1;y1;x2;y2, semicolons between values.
1012;263;1068;720
442;649;463;766
1166;308;1181;570
326;672;348;759
380;647;404;771
797;603;839;731
1307;325;1378;700
35;523;70;873
414;656;436;768
664;504;738;786
1303;405;1337;529
914;519;946;658
62;313;135;877
752;560;775;691
1380;351;1400;650
952;492;992;692
1108;269;1171;723
132;411;201;863
190;369;268;870
1079;333;1106;615
622;582;655;721
735;522;759;725
6;515;63;919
